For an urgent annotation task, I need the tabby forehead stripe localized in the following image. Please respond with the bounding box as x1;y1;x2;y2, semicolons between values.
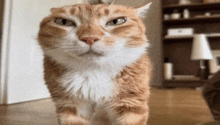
104;9;110;16
95;4;108;12
113;9;128;14
85;5;92;13
77;5;83;13
70;8;76;15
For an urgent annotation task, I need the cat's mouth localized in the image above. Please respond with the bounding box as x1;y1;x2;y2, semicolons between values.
78;50;104;57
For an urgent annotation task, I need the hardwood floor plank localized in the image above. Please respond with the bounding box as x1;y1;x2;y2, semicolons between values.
0;88;215;125
148;88;214;125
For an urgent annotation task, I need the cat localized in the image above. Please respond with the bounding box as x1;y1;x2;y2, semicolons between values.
38;2;152;125
84;0;113;4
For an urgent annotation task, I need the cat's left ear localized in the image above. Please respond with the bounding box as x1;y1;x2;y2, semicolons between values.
50;8;61;14
136;2;152;18
50;8;57;14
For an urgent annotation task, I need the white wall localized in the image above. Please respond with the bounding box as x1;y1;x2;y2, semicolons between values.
144;0;162;86
1;0;79;104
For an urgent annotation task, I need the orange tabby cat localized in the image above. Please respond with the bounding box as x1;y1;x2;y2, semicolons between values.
38;2;152;125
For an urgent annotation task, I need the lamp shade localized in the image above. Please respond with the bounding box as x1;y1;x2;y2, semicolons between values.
191;34;213;60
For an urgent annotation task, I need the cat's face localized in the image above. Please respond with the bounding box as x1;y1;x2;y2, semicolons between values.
38;3;151;63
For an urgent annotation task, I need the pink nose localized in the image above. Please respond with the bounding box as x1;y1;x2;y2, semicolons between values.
80;37;100;45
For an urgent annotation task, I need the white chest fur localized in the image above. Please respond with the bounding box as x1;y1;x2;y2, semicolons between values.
60;65;119;102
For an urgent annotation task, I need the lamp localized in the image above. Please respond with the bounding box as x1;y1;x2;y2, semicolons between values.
191;34;213;79
179;0;191;4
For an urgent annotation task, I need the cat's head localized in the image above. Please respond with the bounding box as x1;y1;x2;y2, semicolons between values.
38;3;151;65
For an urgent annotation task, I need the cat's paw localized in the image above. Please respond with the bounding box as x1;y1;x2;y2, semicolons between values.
58;115;90;125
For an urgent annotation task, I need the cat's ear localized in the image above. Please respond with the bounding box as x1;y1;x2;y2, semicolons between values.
50;8;58;14
50;7;63;14
136;2;152;18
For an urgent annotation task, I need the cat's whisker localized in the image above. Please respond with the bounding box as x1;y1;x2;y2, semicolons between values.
110;0;117;6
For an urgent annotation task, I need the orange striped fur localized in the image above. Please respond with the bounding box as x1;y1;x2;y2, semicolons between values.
38;3;152;125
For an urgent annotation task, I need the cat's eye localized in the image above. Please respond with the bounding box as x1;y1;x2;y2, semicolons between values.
106;17;127;26
54;18;76;26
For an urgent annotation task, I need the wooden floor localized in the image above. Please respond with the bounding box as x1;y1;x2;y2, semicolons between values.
0;88;215;125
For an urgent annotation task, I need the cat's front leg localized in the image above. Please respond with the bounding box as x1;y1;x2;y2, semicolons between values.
57;112;90;125
108;100;149;125
55;100;94;125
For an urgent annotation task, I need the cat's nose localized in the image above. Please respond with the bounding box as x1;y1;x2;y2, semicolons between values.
80;37;100;45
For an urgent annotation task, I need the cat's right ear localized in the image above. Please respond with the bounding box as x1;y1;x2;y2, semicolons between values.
136;2;152;18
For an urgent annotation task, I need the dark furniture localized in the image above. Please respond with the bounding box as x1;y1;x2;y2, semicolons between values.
161;0;220;88
203;70;220;121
